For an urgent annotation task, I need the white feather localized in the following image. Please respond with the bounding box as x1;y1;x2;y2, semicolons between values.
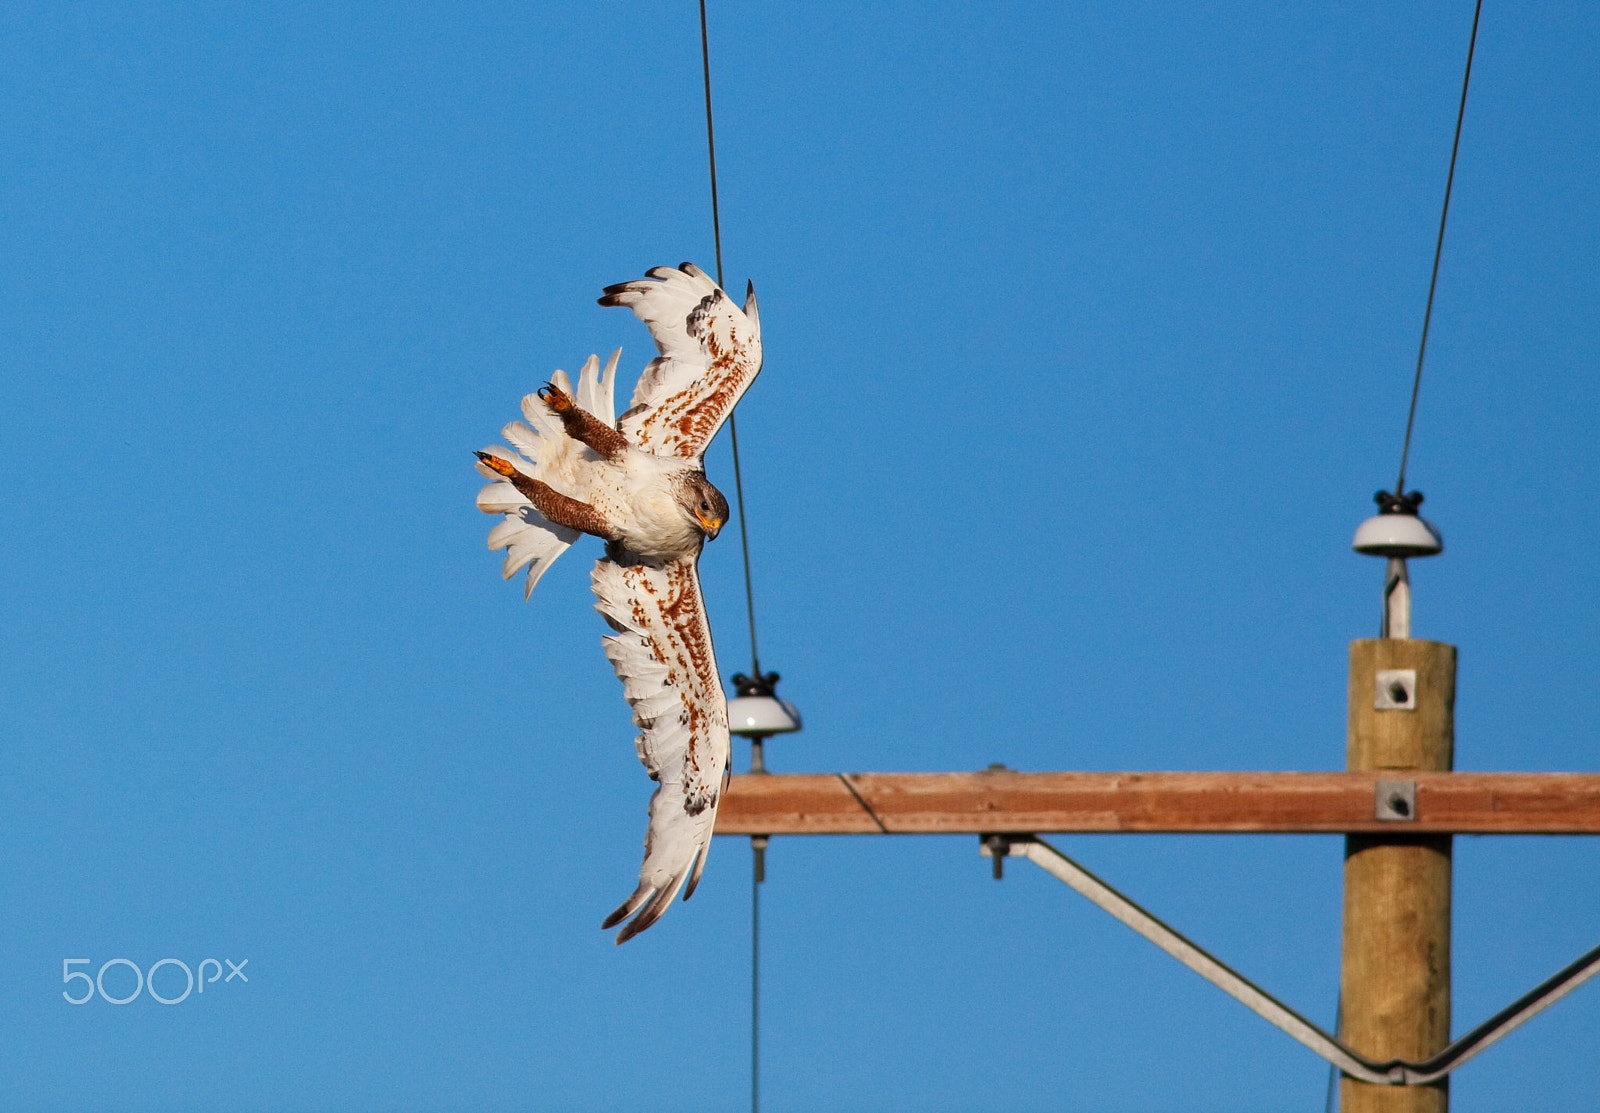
474;359;609;598
573;350;620;425
501;421;542;462
590;557;729;943
486;516;531;551
599;263;763;459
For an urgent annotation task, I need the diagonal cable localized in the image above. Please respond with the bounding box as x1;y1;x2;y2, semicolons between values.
1396;0;1484;495
699;0;762;678
699;10;768;1113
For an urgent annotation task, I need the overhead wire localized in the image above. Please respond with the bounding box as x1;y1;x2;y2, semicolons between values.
696;5;765;1113
1395;0;1485;497
699;0;762;680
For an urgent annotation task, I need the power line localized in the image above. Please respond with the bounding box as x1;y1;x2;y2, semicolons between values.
1395;0;1484;496
698;0;762;679
696;7;766;1113
698;0;724;287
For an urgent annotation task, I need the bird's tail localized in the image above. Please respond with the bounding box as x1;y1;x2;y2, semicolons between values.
475;353;620;598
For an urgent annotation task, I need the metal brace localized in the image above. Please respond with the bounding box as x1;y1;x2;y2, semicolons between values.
980;834;1027;879
982;834;1600;1084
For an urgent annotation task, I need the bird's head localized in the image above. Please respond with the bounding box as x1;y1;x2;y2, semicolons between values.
682;474;729;541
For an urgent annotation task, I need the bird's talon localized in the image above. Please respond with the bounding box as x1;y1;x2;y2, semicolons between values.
539;383;574;412
475;451;516;477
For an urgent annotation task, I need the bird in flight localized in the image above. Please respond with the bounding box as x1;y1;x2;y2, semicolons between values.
474;263;762;942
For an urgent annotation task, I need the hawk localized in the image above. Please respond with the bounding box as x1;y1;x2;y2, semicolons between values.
474;263;762;943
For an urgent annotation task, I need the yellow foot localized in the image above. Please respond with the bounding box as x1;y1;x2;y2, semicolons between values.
474;451;516;477
538;382;574;412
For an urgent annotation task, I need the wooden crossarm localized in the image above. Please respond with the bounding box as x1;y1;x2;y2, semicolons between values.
714;771;1600;835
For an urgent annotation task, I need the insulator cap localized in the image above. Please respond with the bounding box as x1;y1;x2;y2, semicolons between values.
1353;490;1443;558
727;671;803;737
727;696;802;736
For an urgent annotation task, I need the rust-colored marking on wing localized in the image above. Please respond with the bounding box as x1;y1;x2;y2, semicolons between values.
664;561;719;810
628;290;762;459
612;559;721;814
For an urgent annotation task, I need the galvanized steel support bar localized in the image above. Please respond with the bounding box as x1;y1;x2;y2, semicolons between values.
995;835;1600;1085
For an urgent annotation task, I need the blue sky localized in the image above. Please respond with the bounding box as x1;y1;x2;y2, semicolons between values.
2;2;1597;1110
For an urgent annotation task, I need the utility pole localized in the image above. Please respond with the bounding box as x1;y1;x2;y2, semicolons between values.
1340;638;1456;1112
713;514;1600;1101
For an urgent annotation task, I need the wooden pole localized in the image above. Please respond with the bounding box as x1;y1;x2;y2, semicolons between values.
1341;638;1456;1112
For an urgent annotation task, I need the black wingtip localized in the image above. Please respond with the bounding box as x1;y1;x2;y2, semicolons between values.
598;275;648;306
615;884;678;943
602;882;652;931
682;844;708;902
612;896;669;945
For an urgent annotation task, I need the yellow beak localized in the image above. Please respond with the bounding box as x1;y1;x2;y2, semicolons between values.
696;509;724;539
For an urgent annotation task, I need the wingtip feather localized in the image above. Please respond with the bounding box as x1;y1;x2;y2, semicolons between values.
617;884;679;943
603;882;654;931
682;842;710;901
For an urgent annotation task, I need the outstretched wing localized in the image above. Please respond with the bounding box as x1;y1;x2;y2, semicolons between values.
590;555;730;943
598;262;762;460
